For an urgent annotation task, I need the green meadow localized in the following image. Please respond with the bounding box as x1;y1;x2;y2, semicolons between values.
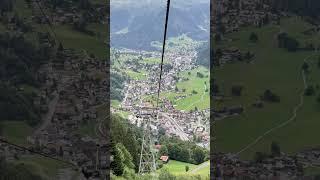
161;160;210;178
160;66;210;111
0;121;33;146
214;17;320;159
13;156;70;179
0;1;107;178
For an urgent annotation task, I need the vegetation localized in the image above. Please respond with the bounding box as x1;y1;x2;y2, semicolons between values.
0;30;55;126
268;0;320;17
161;160;209;178
0;0;108;178
111;115;142;174
249;32;258;43
151;34;202;52
0;121;33;145
0;157;43;180
160;66;210;111
159;136;208;165
196;42;210;68
277;32;300;52
214;16;320;159
111;72;127;101
110;114;209;179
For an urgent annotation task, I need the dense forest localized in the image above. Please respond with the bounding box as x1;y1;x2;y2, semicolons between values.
110;72;126;101
196;42;210;68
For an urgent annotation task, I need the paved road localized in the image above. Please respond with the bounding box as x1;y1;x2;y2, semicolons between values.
160;113;189;141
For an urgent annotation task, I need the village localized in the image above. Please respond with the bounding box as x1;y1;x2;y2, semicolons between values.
211;0;320;179
0;45;109;178
213;0;282;34
213;147;320;179
210;0;295;126
111;44;210;149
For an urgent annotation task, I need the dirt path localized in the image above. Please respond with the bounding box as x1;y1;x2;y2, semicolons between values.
235;53;315;156
34;91;59;135
190;161;210;173
183;84;207;111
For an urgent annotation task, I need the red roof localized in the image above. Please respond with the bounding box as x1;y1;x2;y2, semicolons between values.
160;156;169;162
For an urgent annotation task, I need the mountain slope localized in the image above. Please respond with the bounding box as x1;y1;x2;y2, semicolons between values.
111;0;209;50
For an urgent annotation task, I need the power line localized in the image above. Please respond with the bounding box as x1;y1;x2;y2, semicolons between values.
138;0;171;175
33;0;62;46
0;1;77;169
155;0;171;110
0;138;78;168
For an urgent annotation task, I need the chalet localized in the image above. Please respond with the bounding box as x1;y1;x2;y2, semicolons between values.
160;156;169;163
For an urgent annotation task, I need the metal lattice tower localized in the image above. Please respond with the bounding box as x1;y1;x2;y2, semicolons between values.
138;0;171;175
138;115;157;174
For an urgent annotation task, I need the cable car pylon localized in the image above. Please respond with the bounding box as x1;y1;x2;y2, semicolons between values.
138;0;171;176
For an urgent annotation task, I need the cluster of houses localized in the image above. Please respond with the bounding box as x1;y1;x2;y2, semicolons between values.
212;105;244;120
213;148;320;179
32;49;107;175
214;48;244;65
30;0;108;25
0;47;108;177
213;0;281;34
112;48;210;149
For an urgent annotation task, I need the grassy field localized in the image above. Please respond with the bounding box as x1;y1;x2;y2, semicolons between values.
13;0;108;59
126;69;148;80
0;121;33;146
111;100;121;107
114;111;131;119
77;120;97;138
161;160;209;178
13;155;71;179
214;17;320;159
159;66;210;111
304;166;320;176
151;34;203;52
49;24;107;59
0;1;104;179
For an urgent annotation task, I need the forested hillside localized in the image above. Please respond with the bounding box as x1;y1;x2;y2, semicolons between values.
0;0;109;179
196;42;210;68
110;115;209;178
111;0;209;50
